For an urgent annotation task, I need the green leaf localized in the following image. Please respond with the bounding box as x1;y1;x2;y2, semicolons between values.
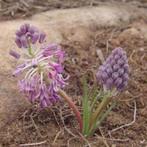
89;100;117;136
82;78;91;135
90;89;102;113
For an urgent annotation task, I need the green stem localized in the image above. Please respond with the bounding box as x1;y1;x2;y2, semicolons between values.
58;89;83;131
28;47;33;56
27;40;34;57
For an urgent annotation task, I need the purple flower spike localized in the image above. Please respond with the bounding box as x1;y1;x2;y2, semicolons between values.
15;24;46;48
96;47;129;91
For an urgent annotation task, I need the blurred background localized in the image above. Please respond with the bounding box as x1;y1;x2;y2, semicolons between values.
0;0;147;20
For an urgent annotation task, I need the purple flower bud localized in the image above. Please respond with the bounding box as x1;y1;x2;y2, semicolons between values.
106;67;113;75
121;54;127;61
16;30;23;37
20;24;28;34
39;32;46;43
15;37;22;48
113;64;120;71
24;24;30;31
101;72;108;81
28;26;38;34
26;32;32;38
31;32;39;44
20;36;28;48
123;64;129;72
96;71;102;81
123;73;129;80
105;78;113;89
118;81;128;92
118;68;124;76
110;59;115;66
9;50;20;59
106;56;113;63
96;47;129;91
114;54;120;60
115;78;122;87
112;47;123;55
117;59;125;66
112;72;119;80
99;65;105;72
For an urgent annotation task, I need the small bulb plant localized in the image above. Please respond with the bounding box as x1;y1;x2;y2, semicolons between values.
82;47;129;136
10;24;129;137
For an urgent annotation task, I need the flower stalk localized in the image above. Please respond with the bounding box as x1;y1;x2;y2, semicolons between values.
58;89;83;131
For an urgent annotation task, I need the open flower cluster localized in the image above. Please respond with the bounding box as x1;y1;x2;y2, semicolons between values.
10;24;68;108
96;48;129;91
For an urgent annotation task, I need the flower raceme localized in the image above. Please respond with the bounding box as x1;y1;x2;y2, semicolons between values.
10;24;68;108
96;48;129;92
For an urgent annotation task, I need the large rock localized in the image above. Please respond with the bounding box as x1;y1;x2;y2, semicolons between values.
0;3;145;129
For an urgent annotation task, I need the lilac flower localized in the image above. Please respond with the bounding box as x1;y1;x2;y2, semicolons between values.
10;24;68;108
15;24;46;48
14;43;67;107
96;48;129;91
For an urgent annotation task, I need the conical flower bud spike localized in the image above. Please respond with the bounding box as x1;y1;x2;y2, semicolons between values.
96;47;129;91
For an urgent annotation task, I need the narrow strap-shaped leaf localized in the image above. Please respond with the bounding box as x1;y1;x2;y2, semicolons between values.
90;90;103;113
89;94;110;129
96;101;117;128
82;78;91;135
89;101;117;136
